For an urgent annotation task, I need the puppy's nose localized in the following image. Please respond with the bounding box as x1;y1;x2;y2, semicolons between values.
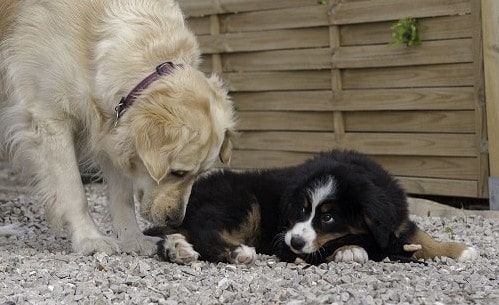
290;234;306;250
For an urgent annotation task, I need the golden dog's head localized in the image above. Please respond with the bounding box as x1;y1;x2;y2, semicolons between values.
113;65;236;226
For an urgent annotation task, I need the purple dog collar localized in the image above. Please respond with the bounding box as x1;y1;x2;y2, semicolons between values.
115;62;181;124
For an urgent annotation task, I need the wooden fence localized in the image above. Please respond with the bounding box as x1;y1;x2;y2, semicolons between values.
179;0;488;199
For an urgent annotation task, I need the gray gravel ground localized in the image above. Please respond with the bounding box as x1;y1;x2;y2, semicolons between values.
0;164;498;305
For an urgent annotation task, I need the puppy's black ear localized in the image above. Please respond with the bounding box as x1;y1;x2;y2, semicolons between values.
361;187;408;249
355;177;397;249
362;210;392;249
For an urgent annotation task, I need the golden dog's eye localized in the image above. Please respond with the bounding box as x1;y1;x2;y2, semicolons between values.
321;214;334;224
170;170;187;178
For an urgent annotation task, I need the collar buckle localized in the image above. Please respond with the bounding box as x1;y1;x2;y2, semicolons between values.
114;62;180;126
114;97;125;127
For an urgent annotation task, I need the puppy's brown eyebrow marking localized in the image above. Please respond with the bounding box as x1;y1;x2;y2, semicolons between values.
320;203;333;213
304;199;310;209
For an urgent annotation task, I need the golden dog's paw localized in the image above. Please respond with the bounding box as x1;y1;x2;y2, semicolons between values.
457;246;479;262
333;245;369;263
163;233;199;264
72;235;121;255
0;224;22;236
119;234;162;256
231;245;257;265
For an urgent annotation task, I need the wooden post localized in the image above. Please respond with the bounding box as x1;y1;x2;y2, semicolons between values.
210;15;223;74
329;0;345;145
482;0;499;209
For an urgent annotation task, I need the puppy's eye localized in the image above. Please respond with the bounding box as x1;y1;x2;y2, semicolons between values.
321;214;334;224
170;170;187;178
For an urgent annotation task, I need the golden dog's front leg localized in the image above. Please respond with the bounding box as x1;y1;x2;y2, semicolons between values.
103;163;161;255
36;120;120;255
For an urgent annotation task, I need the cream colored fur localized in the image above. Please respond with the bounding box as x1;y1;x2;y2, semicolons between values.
0;0;236;255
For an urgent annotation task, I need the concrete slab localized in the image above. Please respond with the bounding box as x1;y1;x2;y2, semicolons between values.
408;197;499;219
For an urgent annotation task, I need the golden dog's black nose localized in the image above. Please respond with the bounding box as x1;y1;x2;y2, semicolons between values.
290;234;306;251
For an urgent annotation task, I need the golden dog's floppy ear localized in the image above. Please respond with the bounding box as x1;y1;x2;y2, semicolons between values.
135;124;196;183
206;74;237;165
219;130;234;165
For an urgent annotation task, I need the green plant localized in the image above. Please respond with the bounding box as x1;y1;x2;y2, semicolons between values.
391;17;421;47
444;226;453;234
318;0;330;5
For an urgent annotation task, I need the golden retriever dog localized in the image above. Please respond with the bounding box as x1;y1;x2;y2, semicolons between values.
0;0;236;255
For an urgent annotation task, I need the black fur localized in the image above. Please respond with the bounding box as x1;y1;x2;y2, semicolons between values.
145;150;421;264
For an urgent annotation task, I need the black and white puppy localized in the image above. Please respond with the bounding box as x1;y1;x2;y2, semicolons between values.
145;150;478;265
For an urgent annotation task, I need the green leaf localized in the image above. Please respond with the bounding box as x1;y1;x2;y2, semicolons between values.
390;17;421;47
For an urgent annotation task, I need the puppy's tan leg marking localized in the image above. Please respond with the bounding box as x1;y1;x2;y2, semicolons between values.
220;203;261;247
409;228;478;262
218;203;260;265
330;245;369;263
163;233;199;264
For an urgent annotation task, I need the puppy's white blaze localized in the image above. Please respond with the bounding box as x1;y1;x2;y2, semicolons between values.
309;178;336;208
285;178;336;253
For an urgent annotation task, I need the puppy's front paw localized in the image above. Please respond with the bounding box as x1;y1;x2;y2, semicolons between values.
120;234;162;256
231;245;257;265
160;233;199;264
72;235;120;255
294;257;307;264
457;246;479;262
333;245;369;263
